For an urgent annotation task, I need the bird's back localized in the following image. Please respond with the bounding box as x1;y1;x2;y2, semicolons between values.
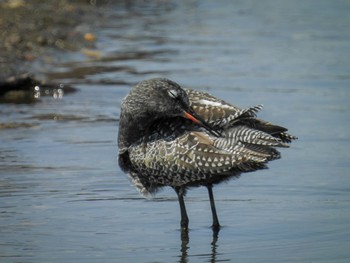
125;89;296;196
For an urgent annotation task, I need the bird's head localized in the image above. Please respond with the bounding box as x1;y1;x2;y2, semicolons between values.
118;78;219;151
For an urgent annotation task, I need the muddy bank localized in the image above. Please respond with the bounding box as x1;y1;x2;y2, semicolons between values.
0;0;104;78
0;0;115;101
0;0;174;102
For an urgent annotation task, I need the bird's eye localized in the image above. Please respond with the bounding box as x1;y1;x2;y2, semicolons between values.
167;89;178;99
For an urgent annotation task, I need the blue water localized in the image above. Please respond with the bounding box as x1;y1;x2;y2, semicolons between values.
1;0;350;262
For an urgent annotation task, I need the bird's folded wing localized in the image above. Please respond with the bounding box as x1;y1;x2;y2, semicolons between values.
186;89;262;127
129;128;284;184
186;89;297;142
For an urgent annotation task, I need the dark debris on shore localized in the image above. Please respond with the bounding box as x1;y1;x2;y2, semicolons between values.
0;73;77;103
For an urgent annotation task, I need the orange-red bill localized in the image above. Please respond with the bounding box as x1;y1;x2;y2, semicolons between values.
183;111;201;124
183;110;221;137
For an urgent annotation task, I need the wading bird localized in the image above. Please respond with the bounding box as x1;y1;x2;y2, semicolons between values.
118;78;296;230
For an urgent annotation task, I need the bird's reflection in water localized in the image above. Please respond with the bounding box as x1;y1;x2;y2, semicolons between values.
178;228;220;263
210;228;219;263
179;229;189;263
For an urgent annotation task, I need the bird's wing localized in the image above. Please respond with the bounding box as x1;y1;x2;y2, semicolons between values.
128;127;284;189
186;89;297;142
185;89;259;126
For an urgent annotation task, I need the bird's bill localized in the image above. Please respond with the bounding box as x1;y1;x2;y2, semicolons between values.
183;110;221;137
183;111;201;124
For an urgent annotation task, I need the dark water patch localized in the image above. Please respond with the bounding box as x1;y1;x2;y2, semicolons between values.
44;50;177;83
0;122;38;129
70;196;147;202
27;113;89;122
26;113;118;124
46;64;171;84
98;50;176;63
46;65;136;80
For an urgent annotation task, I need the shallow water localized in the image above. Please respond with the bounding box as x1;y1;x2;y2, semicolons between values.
1;0;350;262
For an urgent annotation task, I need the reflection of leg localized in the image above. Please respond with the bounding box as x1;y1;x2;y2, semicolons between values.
175;187;189;230
211;227;219;263
179;228;189;263
207;184;220;230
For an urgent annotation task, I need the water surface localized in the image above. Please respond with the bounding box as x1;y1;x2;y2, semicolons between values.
1;0;350;262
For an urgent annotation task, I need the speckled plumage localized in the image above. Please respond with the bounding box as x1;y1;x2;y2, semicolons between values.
118;78;296;229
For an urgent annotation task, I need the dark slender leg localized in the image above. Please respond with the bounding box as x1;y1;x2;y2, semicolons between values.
207;184;220;230
175;187;189;230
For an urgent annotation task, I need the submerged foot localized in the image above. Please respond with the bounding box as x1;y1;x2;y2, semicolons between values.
212;223;220;236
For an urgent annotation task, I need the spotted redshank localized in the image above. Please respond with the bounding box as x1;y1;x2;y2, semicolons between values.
118;78;296;230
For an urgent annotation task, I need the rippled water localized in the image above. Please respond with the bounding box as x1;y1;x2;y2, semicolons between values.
1;0;350;262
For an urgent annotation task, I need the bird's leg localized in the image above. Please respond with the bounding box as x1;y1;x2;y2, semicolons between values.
175;187;189;230
207;184;220;230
